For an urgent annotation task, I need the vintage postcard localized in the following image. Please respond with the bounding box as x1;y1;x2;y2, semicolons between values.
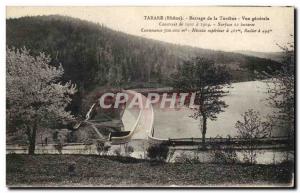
6;6;295;188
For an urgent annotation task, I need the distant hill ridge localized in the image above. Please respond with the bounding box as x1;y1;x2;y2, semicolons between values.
235;50;284;62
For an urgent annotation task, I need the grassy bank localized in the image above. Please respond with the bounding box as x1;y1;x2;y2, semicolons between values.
6;154;294;187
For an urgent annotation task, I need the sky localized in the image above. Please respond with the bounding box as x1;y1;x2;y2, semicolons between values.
6;6;294;52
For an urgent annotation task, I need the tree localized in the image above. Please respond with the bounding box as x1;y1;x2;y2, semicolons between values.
235;109;272;164
6;47;77;154
269;42;294;140
259;38;295;159
172;57;231;146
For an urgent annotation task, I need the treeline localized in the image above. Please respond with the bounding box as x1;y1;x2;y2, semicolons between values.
6;15;281;115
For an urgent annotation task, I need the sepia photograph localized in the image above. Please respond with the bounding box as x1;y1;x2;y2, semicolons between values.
5;6;295;188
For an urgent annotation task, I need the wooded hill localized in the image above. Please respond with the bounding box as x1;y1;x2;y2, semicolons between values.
235;50;284;62
6;15;282;115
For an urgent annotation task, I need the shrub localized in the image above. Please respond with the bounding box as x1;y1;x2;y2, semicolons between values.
67;130;77;143
174;152;201;164
125;145;134;156
210;135;238;164
103;145;111;156
96;141;111;156
68;161;76;176
235;109;272;164
96;141;104;155
211;149;238;164
114;148;121;156
147;143;169;162
54;143;63;154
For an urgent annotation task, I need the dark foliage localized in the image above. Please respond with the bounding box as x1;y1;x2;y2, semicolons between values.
6;15;282;116
147;144;169;162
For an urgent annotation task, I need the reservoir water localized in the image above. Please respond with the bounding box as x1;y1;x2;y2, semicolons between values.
152;81;286;139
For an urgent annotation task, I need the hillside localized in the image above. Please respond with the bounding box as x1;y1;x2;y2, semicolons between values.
6;15;282;115
235;50;284;62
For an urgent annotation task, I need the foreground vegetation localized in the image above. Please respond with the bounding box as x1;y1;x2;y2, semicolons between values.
7;154;293;187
